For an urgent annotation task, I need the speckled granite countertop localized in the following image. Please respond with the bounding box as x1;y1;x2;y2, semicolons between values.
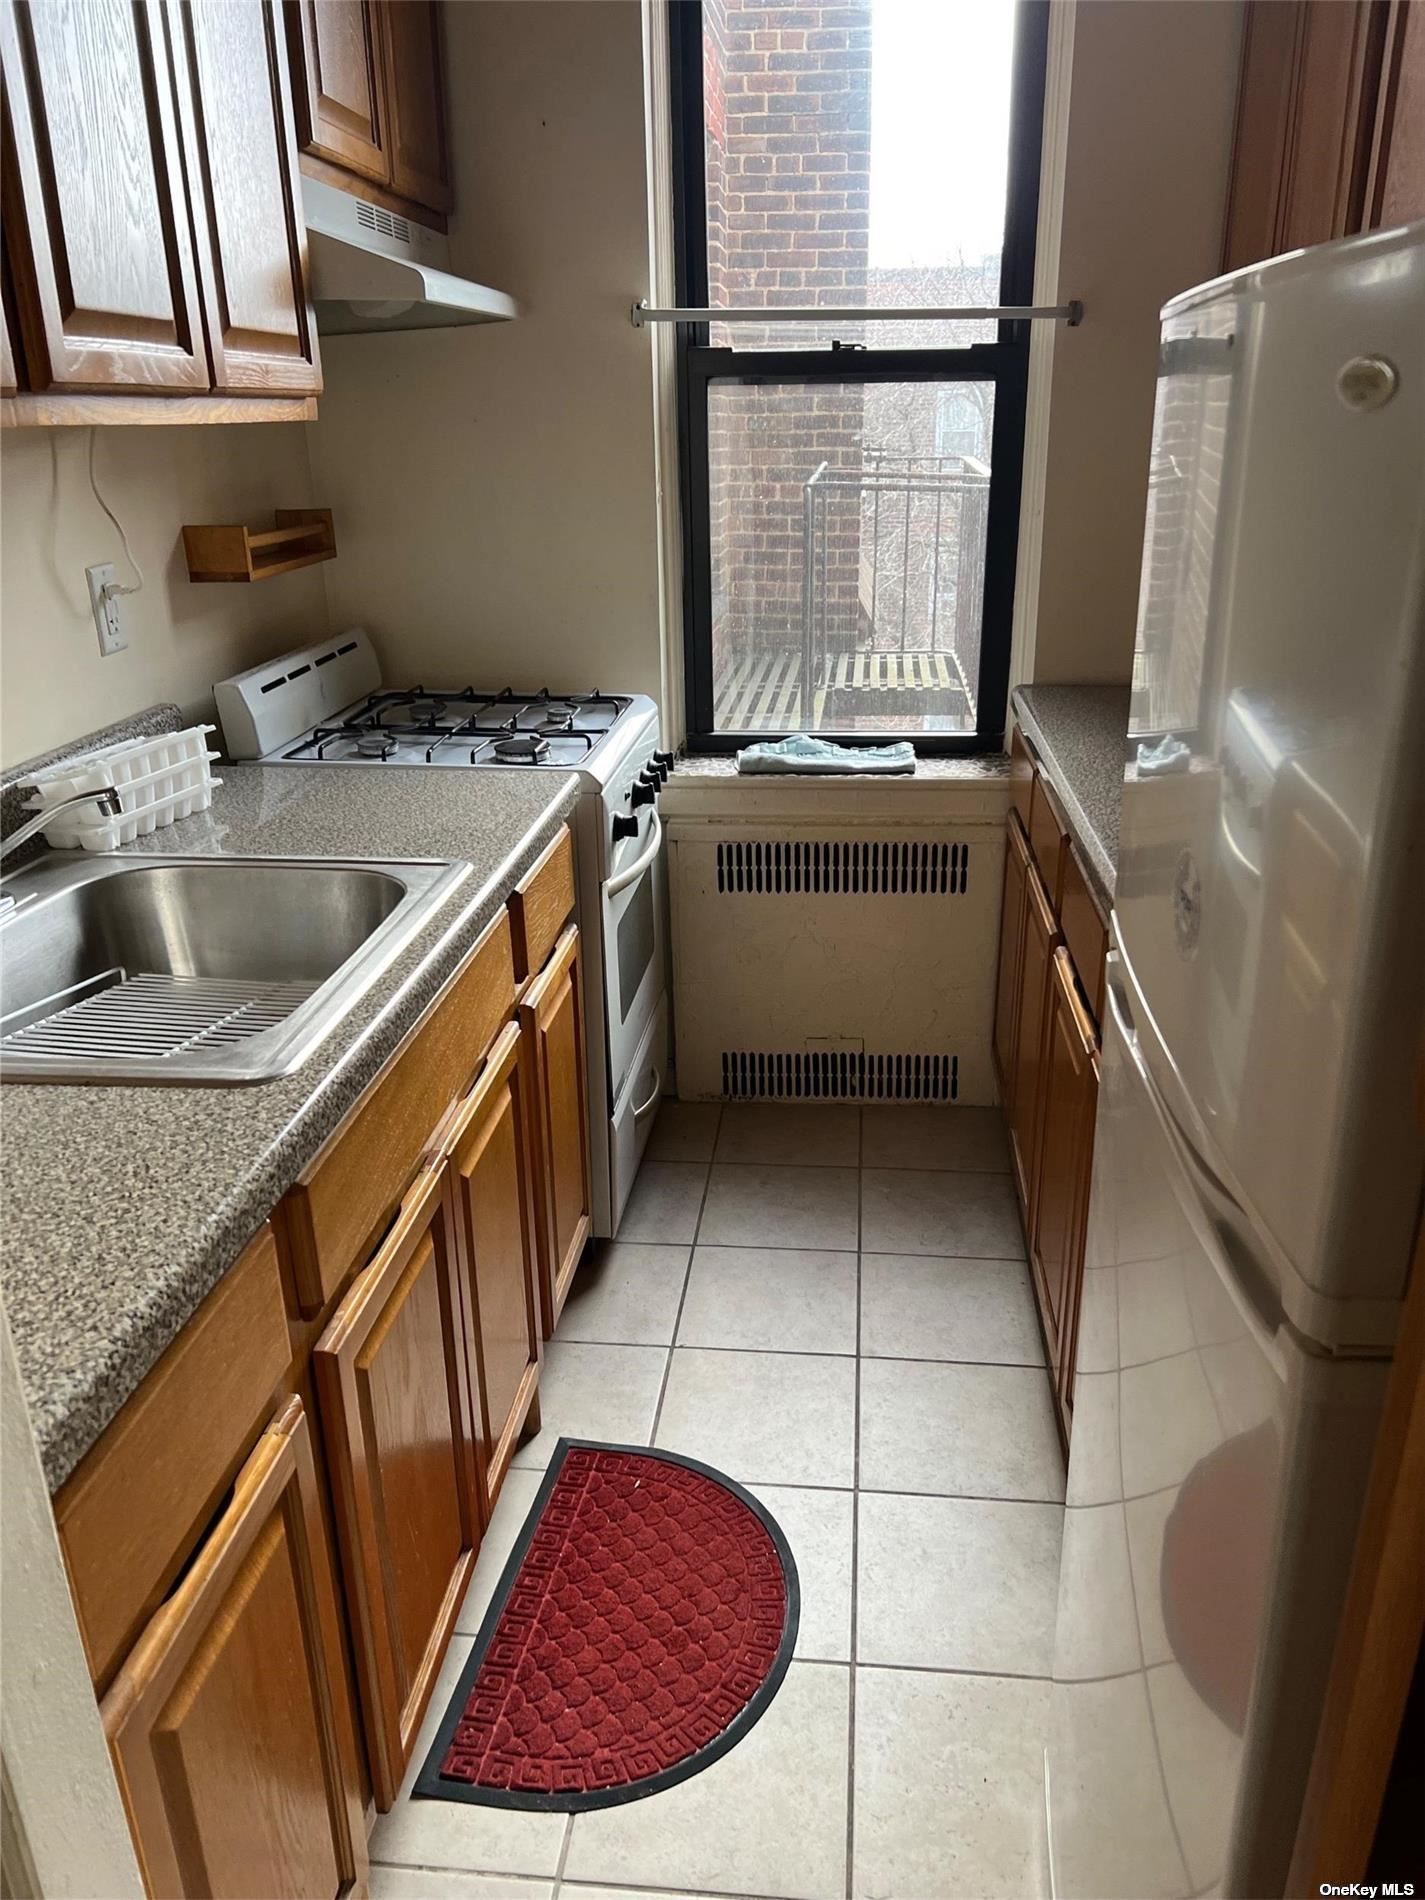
2;764;579;1492
1012;685;1131;903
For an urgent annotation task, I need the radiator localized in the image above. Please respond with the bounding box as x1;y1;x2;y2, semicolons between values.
668;819;1004;1104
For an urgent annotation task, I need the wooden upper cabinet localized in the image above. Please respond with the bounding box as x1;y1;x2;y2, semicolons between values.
102;1397;367;1900
0;0;209;393
313;1160;481;1811
1224;0;1425;273
993;812;1030;1112
520;926;592;1339
1031;949;1100;1414
287;0;389;183
377;0;450;214
170;0;320;394
444;1021;542;1514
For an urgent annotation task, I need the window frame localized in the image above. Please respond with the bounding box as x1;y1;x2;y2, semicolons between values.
670;0;1049;755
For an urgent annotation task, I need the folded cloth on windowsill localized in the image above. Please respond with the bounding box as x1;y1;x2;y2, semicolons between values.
735;735;917;776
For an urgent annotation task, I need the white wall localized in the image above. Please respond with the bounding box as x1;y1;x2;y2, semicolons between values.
1019;0;1244;687
307;0;662;701
0;424;328;766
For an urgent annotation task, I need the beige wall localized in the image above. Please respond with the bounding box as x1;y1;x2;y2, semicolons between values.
1021;0;1244;687
0;424;328;766
307;0;662;702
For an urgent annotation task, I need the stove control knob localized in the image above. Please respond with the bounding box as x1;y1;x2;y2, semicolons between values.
612;812;640;841
646;758;670;784
630;779;657;808
653;751;675;773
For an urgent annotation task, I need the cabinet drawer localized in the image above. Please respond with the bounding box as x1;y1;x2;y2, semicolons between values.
509;824;575;984
1060;847;1108;1028
283;908;516;1314
1028;770;1069;910
1009;725;1035;830
55;1224;290;1691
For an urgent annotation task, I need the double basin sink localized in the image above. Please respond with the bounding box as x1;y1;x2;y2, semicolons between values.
0;852;472;1085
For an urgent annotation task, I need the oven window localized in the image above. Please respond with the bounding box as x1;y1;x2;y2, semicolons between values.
617;871;656;1025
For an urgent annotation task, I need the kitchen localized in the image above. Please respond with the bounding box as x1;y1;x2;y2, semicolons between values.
1;4;1422;1900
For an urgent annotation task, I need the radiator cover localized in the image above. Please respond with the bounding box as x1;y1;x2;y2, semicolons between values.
669;820;1003;1104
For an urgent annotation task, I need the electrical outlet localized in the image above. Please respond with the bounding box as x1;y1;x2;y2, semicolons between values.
86;563;127;656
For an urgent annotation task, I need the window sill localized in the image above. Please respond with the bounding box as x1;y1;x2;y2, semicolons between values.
662;750;1011;824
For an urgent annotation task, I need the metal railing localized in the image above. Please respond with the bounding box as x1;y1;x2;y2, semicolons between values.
800;452;991;723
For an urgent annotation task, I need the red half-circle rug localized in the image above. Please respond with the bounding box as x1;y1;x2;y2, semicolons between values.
414;1440;799;1812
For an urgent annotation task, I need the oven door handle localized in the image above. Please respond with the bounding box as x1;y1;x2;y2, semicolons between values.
605;806;662;899
633;1067;662;1120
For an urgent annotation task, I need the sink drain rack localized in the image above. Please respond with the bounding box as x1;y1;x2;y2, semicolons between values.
0;971;320;1065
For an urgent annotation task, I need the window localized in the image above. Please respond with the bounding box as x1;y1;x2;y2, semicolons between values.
671;0;1048;749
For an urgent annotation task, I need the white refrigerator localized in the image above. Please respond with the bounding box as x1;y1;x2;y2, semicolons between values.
1046;221;1425;1899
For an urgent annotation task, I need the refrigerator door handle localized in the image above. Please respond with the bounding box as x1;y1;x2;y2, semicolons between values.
1106;965;1290;1362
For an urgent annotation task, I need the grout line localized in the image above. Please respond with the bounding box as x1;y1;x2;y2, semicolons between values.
551;1811;575;1898
810;1655;1055;1684
647;1105;719;1445
845;1106;864;1900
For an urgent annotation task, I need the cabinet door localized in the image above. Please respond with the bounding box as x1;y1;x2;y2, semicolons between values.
314;1161;481;1810
377;0;451;214
445;1021;542;1513
992;813;1030;1111
1031;949;1100;1415
1009;853;1061;1218
170;0;321;393
287;0;388;182
520;925;594;1340
0;0;210;392
102;1397;367;1900
1366;0;1425;230
1;286;18;394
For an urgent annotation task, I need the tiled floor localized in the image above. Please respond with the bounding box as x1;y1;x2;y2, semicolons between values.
369;1102;1064;1900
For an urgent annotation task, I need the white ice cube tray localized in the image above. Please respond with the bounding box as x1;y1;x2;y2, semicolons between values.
22;726;223;852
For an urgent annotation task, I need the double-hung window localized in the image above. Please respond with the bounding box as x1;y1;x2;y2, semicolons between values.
669;0;1048;752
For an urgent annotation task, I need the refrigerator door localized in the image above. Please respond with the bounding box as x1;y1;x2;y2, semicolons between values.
1047;954;1388;1900
1115;223;1425;1349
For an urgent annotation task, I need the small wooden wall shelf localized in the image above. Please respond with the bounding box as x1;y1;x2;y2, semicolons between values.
182;509;336;583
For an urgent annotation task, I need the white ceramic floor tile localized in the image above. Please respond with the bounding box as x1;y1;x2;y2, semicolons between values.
1117;1255;1197;1366
369;1870;552;1900
858;1357;1065;1501
859;1251;1042;1365
557;1242;690;1346
1148;1663;1242;1893
1074;1266;1119;1375
854;1667;1048;1900
677;1245;857;1355
746;1482;854;1662
454;1467;543;1637
714;1101;860;1167
644;1099;721;1163
860;1104;1010;1173
1125;1486;1176;1667
617;1162;707;1244
656;1348;856;1487
857;1491;1062;1674
860;1167;1024;1259
1119;1350;1223;1497
698;1163;859;1250
559;1890;736;1900
1047;1673;1189;1899
1053;1500;1142;1680
369;1638;567;1877
562;1660;850;1900
510;1343;666;1470
1064;1369;1122;1507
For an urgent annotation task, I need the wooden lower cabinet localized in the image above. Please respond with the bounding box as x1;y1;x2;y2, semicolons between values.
993;812;1030;1109
1031;950;1101;1421
1009;853;1062;1213
520;924;594;1338
445;1021;543;1514
102;1397;366;1900
313;1161;481;1811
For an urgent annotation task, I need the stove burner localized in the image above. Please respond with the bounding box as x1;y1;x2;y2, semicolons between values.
493;733;552;762
356;729;396;757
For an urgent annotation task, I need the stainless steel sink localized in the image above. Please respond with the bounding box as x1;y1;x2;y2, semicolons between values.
0;854;472;1085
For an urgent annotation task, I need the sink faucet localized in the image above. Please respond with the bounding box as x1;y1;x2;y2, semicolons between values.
0;786;122;920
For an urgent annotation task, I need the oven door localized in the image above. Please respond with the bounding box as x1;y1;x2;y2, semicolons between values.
601;802;665;1107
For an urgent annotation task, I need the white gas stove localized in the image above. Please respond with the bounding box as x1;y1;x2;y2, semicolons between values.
215;630;670;1237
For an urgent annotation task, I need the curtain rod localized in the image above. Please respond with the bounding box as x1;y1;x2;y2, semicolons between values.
630;299;1083;328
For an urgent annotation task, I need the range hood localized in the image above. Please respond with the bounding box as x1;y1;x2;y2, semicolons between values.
302;177;517;336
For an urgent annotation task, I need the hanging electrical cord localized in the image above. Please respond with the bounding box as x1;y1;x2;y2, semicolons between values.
87;427;145;599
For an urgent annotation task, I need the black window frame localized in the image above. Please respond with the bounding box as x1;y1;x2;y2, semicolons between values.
670;0;1049;755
